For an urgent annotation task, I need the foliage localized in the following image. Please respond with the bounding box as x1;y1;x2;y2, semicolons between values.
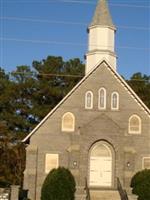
0;136;26;187
41;167;76;200
127;73;150;109
0;56;150;187
0;57;84;187
130;169;150;200
32;56;84;120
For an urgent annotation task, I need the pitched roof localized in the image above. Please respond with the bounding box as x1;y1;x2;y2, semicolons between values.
22;59;150;142
90;0;115;28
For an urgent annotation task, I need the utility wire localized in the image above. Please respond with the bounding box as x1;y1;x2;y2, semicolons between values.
55;0;150;9
0;16;149;31
10;71;84;78
0;37;149;51
0;17;87;26
2;0;150;9
8;71;150;82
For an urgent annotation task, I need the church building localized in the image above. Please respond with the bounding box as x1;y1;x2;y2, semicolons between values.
23;0;150;199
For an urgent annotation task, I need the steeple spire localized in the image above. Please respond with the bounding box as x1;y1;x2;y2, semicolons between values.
85;0;117;74
90;0;115;28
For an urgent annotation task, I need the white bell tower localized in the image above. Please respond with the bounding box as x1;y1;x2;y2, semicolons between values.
86;0;117;74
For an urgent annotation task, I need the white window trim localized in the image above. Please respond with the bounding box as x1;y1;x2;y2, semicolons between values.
45;153;59;174
128;114;141;134
98;87;106;110
85;91;93;109
61;112;75;132
111;92;119;110
142;157;150;169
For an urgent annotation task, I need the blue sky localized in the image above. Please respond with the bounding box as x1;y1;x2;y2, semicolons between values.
0;0;150;79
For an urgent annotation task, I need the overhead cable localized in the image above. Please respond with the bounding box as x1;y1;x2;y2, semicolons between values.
0;37;149;51
0;16;149;31
8;71;150;82
2;0;150;9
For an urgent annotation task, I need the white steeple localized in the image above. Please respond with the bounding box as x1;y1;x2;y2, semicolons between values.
85;0;117;74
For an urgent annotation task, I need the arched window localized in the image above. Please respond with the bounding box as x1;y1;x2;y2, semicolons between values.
62;112;75;132
111;92;119;110
128;114;141;134
98;88;106;109
85;91;93;109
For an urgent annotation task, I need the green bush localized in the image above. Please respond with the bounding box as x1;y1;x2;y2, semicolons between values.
130;169;150;200
41;167;76;200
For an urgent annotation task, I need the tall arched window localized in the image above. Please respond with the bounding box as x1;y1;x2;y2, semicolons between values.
85;91;93;109
111;92;119;110
128;114;141;134
98;88;106;109
62;112;75;132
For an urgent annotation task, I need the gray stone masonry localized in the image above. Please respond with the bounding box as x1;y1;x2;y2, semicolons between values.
23;62;150;200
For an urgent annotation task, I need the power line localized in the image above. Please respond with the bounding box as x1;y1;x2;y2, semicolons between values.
127;78;150;82
10;71;84;78
7;71;150;82
2;0;150;9
0;17;87;26
0;16;149;31
0;37;149;51
109;2;150;9
57;0;150;9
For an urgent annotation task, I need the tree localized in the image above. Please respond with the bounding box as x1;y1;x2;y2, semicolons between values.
41;167;76;200
0;68;12;123
127;73;150;109
0;124;25;187
1;58;150;188
130;169;150;200
0;58;84;187
32;56;84;120
9;65;37;138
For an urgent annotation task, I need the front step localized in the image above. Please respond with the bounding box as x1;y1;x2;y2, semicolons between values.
90;190;121;200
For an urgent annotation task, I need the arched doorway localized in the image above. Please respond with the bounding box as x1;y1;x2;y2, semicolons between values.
89;141;114;187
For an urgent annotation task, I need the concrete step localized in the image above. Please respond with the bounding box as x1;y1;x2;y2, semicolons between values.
90;190;121;200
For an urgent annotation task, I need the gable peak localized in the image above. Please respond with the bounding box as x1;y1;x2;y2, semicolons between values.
90;0;115;28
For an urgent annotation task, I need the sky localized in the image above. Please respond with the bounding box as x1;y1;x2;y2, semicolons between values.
0;0;150;79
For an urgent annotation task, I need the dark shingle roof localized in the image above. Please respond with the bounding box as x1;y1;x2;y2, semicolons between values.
90;0;115;28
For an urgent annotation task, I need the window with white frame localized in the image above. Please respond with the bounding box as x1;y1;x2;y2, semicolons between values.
111;92;119;110
85;91;93;109
61;112;75;132
142;157;150;169
128;114;141;134
45;154;59;174
98;88;106;109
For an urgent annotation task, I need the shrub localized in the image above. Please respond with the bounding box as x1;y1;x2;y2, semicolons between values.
130;169;150;200
41;167;76;200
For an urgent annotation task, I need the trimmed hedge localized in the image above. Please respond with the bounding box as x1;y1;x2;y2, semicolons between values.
130;169;150;200
41;167;76;200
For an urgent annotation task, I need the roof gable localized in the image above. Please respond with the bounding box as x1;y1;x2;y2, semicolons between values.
22;59;150;142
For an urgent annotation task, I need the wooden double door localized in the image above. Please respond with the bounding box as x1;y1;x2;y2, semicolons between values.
89;142;113;187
